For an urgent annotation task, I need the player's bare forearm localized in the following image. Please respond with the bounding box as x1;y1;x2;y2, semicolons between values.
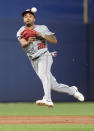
44;35;57;44
19;38;28;48
36;32;57;44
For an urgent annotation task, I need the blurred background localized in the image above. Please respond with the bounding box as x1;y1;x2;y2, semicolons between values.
0;0;94;102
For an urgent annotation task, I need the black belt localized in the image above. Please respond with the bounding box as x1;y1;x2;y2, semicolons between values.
32;51;47;61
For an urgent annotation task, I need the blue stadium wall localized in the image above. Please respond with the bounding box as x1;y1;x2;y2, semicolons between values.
0;0;93;102
88;24;94;101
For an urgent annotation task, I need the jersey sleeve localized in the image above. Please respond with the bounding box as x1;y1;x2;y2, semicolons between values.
16;31;21;40
41;25;55;38
16;26;25;40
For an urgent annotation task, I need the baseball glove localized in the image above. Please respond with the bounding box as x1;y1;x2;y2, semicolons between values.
21;29;37;41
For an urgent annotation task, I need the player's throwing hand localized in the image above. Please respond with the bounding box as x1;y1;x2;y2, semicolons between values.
51;51;57;57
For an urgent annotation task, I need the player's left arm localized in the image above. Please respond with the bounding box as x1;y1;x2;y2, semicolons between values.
36;25;57;44
37;32;57;44
44;34;57;44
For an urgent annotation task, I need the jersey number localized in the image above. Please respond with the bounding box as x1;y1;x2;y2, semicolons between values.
38;43;46;50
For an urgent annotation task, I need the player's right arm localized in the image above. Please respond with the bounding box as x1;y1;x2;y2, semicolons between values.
19;37;36;48
19;38;28;48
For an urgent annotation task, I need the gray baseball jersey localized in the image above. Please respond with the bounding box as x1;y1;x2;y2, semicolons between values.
17;25;54;59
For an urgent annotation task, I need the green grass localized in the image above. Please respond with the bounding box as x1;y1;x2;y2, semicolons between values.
0;102;94;116
0;102;94;130
0;125;94;131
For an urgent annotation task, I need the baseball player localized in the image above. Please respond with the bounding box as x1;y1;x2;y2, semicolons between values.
17;8;84;107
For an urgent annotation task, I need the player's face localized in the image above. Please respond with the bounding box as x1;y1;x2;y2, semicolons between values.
23;13;35;26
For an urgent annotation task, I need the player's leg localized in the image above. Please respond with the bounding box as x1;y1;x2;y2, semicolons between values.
29;55;53;107
50;73;84;101
36;52;54;107
50;73;75;95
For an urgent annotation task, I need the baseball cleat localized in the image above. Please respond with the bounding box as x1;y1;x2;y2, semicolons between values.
72;86;85;102
36;99;54;107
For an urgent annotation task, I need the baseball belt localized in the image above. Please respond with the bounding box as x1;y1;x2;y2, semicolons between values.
32;51;47;61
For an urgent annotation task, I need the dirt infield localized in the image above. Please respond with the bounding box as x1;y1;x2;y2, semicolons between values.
0;116;94;124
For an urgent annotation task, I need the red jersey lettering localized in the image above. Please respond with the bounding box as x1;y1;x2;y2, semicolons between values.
38;43;46;50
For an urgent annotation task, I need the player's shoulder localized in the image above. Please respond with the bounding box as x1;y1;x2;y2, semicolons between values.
17;26;25;36
35;25;48;30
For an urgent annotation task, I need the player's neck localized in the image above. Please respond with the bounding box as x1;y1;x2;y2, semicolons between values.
26;24;35;30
